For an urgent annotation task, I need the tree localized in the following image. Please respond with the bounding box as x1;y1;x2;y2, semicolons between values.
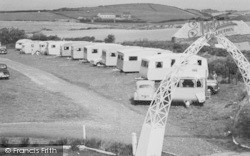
104;34;115;43
0;28;26;44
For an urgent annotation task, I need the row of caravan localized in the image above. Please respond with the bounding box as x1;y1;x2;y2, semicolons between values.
15;39;209;81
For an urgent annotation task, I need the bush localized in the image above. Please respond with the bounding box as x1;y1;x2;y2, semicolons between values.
19;138;30;147
0;27;26;44
49;138;68;146
106;142;133;156
84;138;102;149
0;138;9;147
70;139;83;151
65;36;95;42
30;33;60;41
232;98;250;147
104;34;115;43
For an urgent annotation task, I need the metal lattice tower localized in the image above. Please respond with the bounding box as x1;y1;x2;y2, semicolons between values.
136;32;250;156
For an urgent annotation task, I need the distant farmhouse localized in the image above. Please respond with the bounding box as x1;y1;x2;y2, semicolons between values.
97;12;132;20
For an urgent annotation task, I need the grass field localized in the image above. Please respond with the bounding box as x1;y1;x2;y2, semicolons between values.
0;68;87;123
0;12;68;21
0;21;106;34
2;50;250;152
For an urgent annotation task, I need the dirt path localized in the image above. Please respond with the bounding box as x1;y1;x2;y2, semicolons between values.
0;58;224;155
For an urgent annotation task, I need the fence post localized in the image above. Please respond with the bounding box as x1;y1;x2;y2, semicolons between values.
83;125;86;140
132;133;137;156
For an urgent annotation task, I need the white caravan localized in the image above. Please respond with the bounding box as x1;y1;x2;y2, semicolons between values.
71;42;93;59
15;39;31;50
47;41;66;56
100;46;135;66
20;41;40;54
134;65;208;106
172;65;208;106
140;53;208;81
116;48;171;72
61;42;73;57
83;43;115;64
88;43;125;65
38;41;48;54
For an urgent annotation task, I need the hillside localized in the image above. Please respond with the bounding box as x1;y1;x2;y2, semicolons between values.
53;3;199;23
0;3;200;23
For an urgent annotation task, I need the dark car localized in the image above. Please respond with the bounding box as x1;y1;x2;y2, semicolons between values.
0;46;7;54
0;64;10;79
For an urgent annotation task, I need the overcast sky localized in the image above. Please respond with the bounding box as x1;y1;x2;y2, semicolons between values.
0;0;249;11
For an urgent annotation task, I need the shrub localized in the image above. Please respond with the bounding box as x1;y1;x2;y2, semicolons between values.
106;142;133;156
104;34;115;43
64;36;95;42
0;27;26;44
85;138;102;149
70;139;83;151
19;138;30;147
55;138;68;145
48;138;68;146
0;138;9;147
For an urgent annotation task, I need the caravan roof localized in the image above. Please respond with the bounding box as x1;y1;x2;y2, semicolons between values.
118;47;168;56
142;53;203;61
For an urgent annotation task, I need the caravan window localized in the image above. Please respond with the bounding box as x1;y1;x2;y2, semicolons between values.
64;46;69;50
197;79;203;88
181;79;195;88
92;49;98;53
110;52;116;57
171;59;175;67
141;60;148;68
51;45;56;48
198;60;202;65
129;56;138;61
77;48;81;51
156;62;163;68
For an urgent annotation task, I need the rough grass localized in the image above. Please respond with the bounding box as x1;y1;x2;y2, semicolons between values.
0;68;87;123
2;50;250;152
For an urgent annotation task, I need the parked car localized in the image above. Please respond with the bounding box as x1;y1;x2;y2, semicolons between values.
0;46;7;54
207;79;220;94
134;80;155;103
0;64;10;79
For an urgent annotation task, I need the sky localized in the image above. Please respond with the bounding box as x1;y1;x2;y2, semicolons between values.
0;0;249;11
